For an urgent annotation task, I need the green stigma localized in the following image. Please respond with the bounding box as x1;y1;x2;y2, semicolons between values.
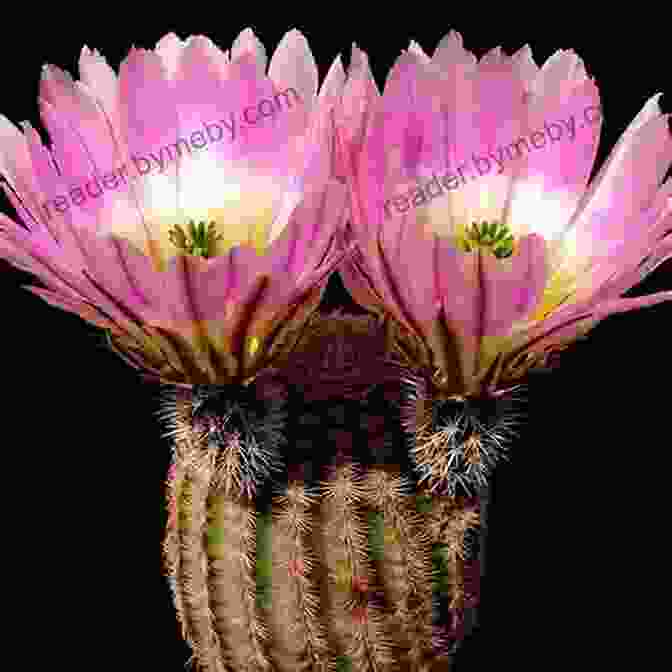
168;220;224;258
456;220;514;258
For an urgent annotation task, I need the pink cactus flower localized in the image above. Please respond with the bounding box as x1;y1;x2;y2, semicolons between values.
0;29;350;386
336;33;671;396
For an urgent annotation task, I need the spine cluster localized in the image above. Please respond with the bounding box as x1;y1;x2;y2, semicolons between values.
401;374;523;498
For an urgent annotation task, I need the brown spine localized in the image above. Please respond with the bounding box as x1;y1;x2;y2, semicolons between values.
206;485;269;672
427;496;481;642
265;478;332;672
179;447;229;672
314;460;396;672
361;469;440;672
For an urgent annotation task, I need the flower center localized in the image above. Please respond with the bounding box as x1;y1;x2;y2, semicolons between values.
456;221;514;258
168;220;224;258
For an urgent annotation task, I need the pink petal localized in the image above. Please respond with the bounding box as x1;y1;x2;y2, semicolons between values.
118;47;179;259
337;224;419;335
436;241;483;383
574;112;671;258
523;290;672;362
20;122;96;259
231;27;267;74
379;51;439;179
38;98;95;197
511;44;539;91
268;29;318;120
78;46;125;162
40;64;118;182
569;95;670;256
511;75;601;213
466;57;526;213
269;178;347;280
0;218;143;335
336;45;379;180
119;48;179;169
431;30;477;71
0;115;46;229
379;207;438;330
154;33;186;78
289;61;344;194
407;40;431;64
575;195;671;304
431;54;526;225
481;233;548;336
480;46;503;65
531;50;585;99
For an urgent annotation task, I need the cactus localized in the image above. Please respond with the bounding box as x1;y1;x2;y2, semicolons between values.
161;311;521;671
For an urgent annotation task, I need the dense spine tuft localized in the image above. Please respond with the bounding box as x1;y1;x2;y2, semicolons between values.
189;382;287;499
403;377;524;497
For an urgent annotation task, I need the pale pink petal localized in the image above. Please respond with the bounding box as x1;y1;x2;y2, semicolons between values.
524;290;672;362
231;27;267;74
575;193;671;303
117;47;180;263
19;121;99;260
285;56;344;196
481;233;548;336
337;46;379;181
531;50;584;99
437;242;483;384
0;217;144;334
267;30;320;167
268;29;319;117
40;64;118;181
507;75;601;240
432;30;477;71
511;44;539;91
0;115;46;229
382;207;438;328
154;33;186;79
38;98;95;196
378;51;442;181
569;111;672;259
568;94;666;233
434;56;526;228
78;45;125;160
479;46;503;65
172;35;289;240
408;40;431;63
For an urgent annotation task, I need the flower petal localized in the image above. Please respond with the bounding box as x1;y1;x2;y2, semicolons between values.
481;233;548;336
567;95;671;257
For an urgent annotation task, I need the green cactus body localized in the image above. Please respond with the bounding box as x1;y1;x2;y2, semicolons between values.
161;314;503;672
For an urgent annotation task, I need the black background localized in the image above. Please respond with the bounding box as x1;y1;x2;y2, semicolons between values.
1;11;669;672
